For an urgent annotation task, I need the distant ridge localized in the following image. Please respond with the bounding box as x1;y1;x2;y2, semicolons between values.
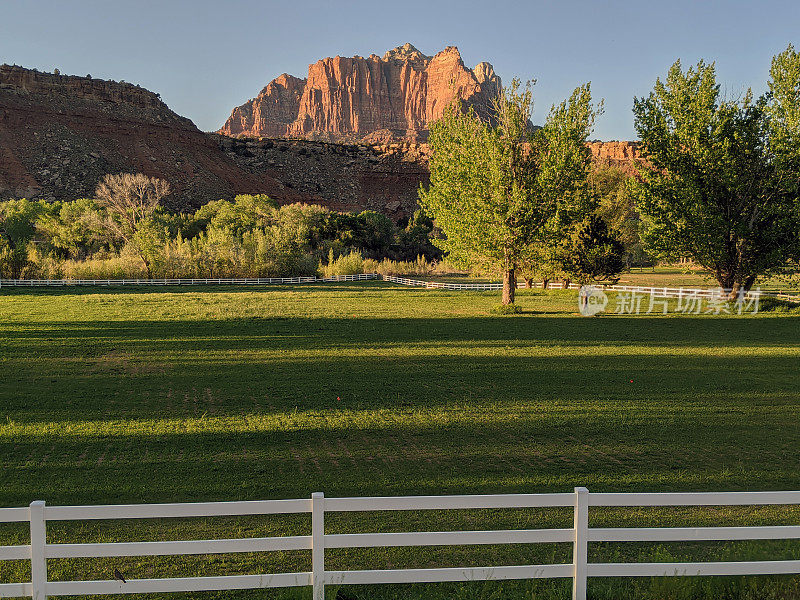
0;64;307;207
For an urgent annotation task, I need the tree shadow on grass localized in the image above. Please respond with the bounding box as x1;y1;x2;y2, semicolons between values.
3;400;800;507
2;315;799;421
1;315;797;347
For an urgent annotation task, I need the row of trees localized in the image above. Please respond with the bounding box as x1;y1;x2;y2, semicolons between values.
0;175;440;279
0;165;640;285
421;45;800;304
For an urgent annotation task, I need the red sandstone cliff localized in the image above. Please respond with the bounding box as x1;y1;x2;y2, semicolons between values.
219;43;502;142
0;65;301;207
0;64;429;215
587;141;642;175
0;63;642;219
223;74;306;139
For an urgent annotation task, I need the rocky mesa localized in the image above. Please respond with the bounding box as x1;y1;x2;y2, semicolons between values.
0;65;302;208
219;43;501;143
1;60;641;220
0;64;430;216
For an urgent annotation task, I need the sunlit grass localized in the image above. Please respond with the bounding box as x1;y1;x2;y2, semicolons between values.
0;283;799;599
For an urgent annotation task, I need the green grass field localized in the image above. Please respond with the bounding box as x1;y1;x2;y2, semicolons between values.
1;283;800;599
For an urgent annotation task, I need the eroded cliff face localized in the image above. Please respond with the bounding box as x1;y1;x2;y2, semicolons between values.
223;74;307;139
0;65;178;113
215;136;430;219
0;64;642;220
0;65;301;208
217;138;642;221
219;43;502;142
587;140;642;175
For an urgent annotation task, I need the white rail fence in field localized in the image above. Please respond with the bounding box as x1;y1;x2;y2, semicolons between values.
0;274;379;287
2;489;800;600
1;273;797;303
603;284;768;301
382;274;590;291
383;276;792;302
382;274;511;291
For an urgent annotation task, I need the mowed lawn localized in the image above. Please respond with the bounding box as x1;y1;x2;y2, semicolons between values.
1;283;800;599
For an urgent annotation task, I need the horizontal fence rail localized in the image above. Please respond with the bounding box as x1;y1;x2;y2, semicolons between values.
381;275;509;291
0;274;379;287
607;284;764;301
2;490;800;599
1;273;796;303
383;274;587;291
382;276;791;302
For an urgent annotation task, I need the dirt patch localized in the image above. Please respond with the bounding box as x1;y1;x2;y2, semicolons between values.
87;351;166;376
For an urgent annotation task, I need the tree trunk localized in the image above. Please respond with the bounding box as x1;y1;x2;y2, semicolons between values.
717;271;738;300
502;268;516;305
140;254;153;279
727;274;757;301
524;278;533;289
542;278;549;290
563;278;571;290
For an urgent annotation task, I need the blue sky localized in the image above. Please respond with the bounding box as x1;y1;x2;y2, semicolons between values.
3;0;799;140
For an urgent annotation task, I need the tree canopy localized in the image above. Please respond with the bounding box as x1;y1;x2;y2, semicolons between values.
419;79;601;304
633;47;800;296
0;199;50;278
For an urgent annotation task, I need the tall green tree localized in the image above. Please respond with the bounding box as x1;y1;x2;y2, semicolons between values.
36;198;114;259
395;209;442;261
633;49;800;297
0;198;50;278
419;79;600;304
191;194;278;235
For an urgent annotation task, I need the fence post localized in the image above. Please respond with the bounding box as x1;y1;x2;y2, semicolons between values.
572;487;589;600
30;500;47;600
312;492;325;600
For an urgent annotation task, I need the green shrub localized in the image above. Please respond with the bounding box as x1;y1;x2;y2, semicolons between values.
364;255;437;276
491;303;523;314
61;248;147;279
321;250;365;277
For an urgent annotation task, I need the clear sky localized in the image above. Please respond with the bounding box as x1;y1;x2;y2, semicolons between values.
3;0;799;140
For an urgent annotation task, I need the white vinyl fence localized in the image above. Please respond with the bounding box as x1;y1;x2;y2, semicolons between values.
2;489;800;600
381;275;509;291
609;284;765;301
382;275;584;291
0;274;379;287
382;276;791;302
1;273;797;303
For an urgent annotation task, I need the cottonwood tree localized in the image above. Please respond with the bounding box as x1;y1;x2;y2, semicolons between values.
0;198;49;277
419;79;600;304
37;198;112;259
633;48;800;298
95;173;171;277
